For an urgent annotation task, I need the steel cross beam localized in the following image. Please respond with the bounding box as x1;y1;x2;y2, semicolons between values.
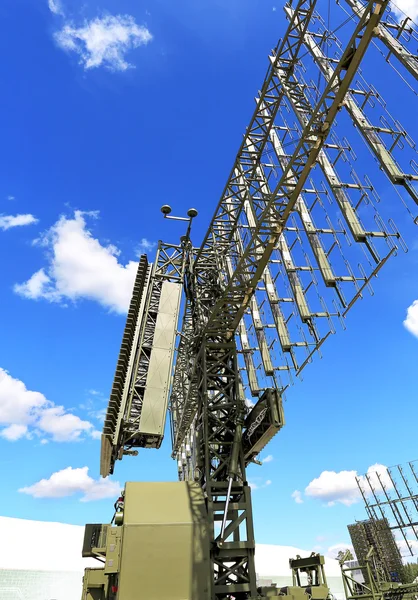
234;149;316;352
266;90;374;247
193;0;318;326
195;338;257;599
101;242;187;477
341;0;418;81
286;5;418;206
172;0;318;454
172;4;389;599
270;57;400;265
172;0;389;457
199;0;389;341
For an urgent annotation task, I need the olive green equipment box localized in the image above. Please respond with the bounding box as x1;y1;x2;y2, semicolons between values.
82;481;211;600
258;553;331;600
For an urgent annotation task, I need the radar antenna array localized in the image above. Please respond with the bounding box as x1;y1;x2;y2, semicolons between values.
97;0;418;597
357;461;418;557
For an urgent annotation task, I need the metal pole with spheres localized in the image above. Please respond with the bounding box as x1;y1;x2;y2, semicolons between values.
160;205;198;241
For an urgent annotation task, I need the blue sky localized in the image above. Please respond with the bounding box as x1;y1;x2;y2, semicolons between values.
0;0;417;561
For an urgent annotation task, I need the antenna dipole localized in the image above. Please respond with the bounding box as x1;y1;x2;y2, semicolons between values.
357;461;418;557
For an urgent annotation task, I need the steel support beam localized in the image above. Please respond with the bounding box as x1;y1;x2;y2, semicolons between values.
342;0;418;81
173;0;389;457
196;337;257;599
199;0;389;340
286;4;418;206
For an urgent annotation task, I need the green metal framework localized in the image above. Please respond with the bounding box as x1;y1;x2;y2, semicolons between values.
340;546;418;600
348;519;404;583
101;241;190;477
171;1;394;596
96;0;418;597
357;462;418;557
341;0;418;82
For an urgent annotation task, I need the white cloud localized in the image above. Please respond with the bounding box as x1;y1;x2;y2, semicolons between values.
262;454;273;464
0;424;28;441
79;392;107;427
15;268;51;300
37;406;92;442
14;211;138;314
7;195;15;201
404;300;418;338
19;466;120;502
292;490;303;504
249;479;272;490
48;0;64;16
91;408;106;422
397;538;418;556
137;237;156;255
0;368;94;442
0;214;38;231
54;15;152;71
365;463;394;490
304;463;391;506
245;398;255;409
391;0;418;22
327;543;355;559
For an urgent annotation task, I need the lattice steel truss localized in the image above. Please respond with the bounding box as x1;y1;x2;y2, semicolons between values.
357;462;418;557
99;0;418;597
348;518;404;583
101;241;190;477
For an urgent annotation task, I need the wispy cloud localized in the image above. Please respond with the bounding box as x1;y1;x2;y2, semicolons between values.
19;466;120;501
390;0;418;22
327;543;354;559
291;490;303;504
0;214;38;231
14;210;138;314
262;454;273;464
249;479;272;491
404;300;418;338
54;14;152;71
48;0;64;16
137;238;156;255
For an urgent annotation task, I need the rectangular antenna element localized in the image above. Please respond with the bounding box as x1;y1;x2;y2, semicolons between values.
242;388;285;463
137;280;182;439
101;255;151;477
101;246;183;477
357;461;418;557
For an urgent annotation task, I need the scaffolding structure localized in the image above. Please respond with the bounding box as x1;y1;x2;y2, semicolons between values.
340;463;418;600
348;519;404;583
95;0;418;598
358;462;418;558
